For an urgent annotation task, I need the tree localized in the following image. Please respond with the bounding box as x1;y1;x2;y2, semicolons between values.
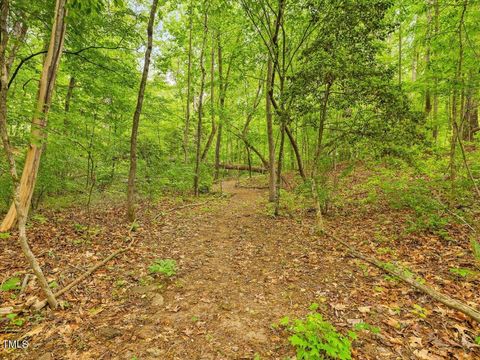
0;0;68;232
193;2;208;196
127;0;159;221
0;0;69;308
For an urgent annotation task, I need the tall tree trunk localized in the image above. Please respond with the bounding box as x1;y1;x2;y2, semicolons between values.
183;1;193;163
449;0;467;193
201;36;216;162
64;75;75;128
193;6;208;196
214;35;224;180
127;0;158;221
1;0;67;232
309;81;331;232
398;15;402;88
266;57;276;202
214;33;233;180
462;74;479;141
312;81;332;177
432;0;440;141
424;1;432;119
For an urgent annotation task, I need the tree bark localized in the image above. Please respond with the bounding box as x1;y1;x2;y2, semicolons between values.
424;1;432;119
312;81;332;176
127;0;158;221
274;121;285;216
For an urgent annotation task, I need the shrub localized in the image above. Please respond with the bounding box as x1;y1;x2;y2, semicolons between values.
278;304;380;359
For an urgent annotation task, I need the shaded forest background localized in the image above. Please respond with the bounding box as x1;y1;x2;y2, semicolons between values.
0;0;478;214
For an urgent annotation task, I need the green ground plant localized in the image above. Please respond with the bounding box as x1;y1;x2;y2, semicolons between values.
148;259;177;277
277;304;380;360
0;277;21;292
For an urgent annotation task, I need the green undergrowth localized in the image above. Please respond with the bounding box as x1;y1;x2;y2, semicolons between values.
348;157;479;238
274;304;380;360
148;259;177;277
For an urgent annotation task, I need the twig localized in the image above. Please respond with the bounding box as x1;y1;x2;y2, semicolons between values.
432;193;476;233
20;274;30;295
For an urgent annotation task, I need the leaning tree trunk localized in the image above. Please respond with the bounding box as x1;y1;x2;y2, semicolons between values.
127;0;159;221
285;125;306;180
0;0;67;232
0;0;66;309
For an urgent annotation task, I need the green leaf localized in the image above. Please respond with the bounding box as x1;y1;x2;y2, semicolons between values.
279;316;290;326
1;277;21;292
148;259;177;277
449;267;477;278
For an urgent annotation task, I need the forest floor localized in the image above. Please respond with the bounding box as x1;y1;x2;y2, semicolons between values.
1;171;480;359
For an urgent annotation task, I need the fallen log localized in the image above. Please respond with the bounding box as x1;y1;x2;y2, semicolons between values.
217;163;291;189
218;163;266;173
324;231;480;323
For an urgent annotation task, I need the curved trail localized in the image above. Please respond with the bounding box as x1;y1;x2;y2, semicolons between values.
121;180;339;359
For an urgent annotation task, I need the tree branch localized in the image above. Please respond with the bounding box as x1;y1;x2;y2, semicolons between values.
8;43;130;88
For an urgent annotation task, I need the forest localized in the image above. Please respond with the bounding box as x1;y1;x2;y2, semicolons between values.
0;0;479;358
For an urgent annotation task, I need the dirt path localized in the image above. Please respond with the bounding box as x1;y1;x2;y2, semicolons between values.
4;179;479;359
120;180;333;359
